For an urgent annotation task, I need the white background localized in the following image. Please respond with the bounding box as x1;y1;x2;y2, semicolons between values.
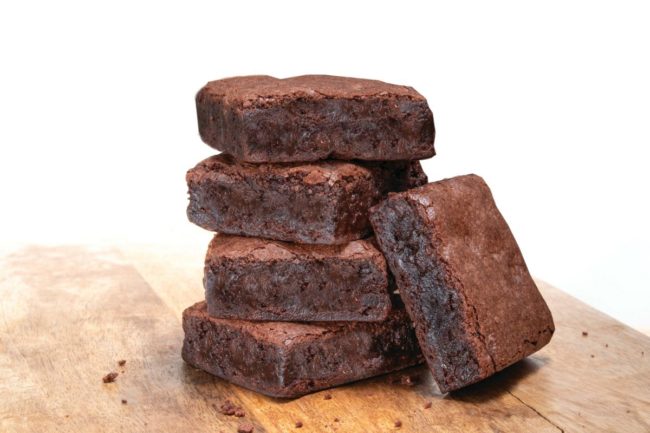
1;1;648;332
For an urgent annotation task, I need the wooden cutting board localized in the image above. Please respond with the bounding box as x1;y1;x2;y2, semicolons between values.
1;243;649;432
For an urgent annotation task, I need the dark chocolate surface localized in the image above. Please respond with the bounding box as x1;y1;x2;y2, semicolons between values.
204;234;393;322
181;301;423;398
186;154;427;244
369;175;554;393
196;75;435;162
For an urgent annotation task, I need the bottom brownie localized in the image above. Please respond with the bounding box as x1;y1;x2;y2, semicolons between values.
182;301;423;398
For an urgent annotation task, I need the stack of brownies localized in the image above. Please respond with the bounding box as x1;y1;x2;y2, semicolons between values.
182;75;555;398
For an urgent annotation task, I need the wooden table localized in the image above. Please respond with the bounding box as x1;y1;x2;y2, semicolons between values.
1;243;649;432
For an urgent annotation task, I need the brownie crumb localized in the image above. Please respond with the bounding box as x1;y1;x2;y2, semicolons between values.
582;331;588;336
102;372;118;383
121;399;127;405
387;373;419;386
323;393;332;400
118;360;126;366
218;399;244;417
220;400;236;416
237;423;254;433
423;401;432;409
394;419;402;427
295;421;303;428
400;374;419;386
334;417;340;422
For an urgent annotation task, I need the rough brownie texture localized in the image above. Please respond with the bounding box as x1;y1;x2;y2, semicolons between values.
186;154;427;244
369;174;555;393
204;234;394;322
196;75;435;163
181;301;423;398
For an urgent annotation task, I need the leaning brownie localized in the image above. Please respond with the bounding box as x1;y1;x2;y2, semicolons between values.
181;301;423;398
196;75;435;162
369;174;554;393
204;234;394;322
186;154;427;244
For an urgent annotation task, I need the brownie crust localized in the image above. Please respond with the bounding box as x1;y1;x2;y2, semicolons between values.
181;301;423;398
204;234;394;322
196;75;435;163
186;154;427;244
369;175;554;393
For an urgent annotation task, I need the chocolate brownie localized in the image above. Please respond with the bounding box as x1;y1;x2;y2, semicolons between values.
369;174;554;393
204;234;394;322
181;301;423;398
186;154;427;244
196;75;435;163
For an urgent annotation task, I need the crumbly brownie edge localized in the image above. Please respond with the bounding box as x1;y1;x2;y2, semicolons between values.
186;158;344;243
242;96;436;162
204;253;392;322
196;86;248;158
369;196;494;393
281;307;424;396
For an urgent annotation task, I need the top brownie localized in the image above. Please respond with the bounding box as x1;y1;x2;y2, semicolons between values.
196;75;436;163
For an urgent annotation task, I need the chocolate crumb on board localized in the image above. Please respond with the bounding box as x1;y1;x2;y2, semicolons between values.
334;418;340;422
582;331;588;336
387;373;419;386
394;419;402;427
423;401;432;409
219;400;236;415
323;393;332;400
118;359;126;366
102;372;118;383
400;374;419;386
121;399;127;405
237;423;254;433
295;420;303;428
218;399;244;417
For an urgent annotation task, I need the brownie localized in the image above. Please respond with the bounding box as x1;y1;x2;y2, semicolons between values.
369;174;555;393
181;301;423;398
204;234;394;322
195;75;435;163
186;154;427;244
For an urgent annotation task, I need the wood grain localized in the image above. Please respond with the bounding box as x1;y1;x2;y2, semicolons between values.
1;244;649;432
